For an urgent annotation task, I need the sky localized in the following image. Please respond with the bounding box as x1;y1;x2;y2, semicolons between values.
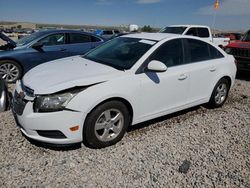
0;0;250;31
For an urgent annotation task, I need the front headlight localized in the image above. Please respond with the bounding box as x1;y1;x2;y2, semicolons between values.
34;89;83;112
225;47;232;54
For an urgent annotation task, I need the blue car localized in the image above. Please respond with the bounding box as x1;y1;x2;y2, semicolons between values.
0;30;105;83
94;29;121;39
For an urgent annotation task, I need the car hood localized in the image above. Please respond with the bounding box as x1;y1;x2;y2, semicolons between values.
227;41;250;49
0;32;16;47
23;56;124;95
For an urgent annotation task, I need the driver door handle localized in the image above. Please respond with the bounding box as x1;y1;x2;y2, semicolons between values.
178;74;187;80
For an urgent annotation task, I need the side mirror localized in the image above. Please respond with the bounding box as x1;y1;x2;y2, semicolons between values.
0;78;9;112
147;60;167;72
32;42;44;51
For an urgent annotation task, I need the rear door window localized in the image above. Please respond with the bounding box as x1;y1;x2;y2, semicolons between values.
197;28;209;38
91;36;101;42
69;33;91;44
103;31;113;35
186;28;198;36
186;39;210;62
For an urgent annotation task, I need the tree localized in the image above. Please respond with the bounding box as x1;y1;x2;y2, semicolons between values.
141;25;153;32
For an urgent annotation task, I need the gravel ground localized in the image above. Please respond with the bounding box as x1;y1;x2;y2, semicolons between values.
0;73;249;187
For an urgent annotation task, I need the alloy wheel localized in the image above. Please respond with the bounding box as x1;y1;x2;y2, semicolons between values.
214;83;228;105
0;63;19;83
94;109;124;142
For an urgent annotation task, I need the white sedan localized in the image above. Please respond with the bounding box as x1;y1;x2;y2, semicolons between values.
0;33;237;148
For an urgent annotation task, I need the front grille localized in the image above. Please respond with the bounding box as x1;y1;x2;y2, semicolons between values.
230;48;250;58
12;91;27;115
37;130;67;139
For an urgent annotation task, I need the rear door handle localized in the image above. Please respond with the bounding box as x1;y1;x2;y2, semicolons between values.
60;48;67;52
178;74;187;80
209;66;216;72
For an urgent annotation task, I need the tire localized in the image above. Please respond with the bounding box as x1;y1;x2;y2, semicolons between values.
208;78;230;108
0;60;22;83
83;101;130;148
0;78;8;112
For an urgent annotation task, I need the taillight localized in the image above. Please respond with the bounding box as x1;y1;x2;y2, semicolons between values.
234;59;238;66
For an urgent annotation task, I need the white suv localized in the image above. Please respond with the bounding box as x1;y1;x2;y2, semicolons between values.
0;33;236;148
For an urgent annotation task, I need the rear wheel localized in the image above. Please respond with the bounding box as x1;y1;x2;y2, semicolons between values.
0;60;22;83
208;78;230;108
83;101;130;148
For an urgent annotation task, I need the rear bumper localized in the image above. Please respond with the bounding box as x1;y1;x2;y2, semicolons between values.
236;58;250;71
237;61;250;71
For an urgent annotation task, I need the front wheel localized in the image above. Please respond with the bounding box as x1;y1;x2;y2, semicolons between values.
208;78;230;108
83;101;130;148
0;60;22;83
0;78;8;112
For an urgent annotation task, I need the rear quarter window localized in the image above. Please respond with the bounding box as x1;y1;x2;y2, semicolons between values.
209;45;224;59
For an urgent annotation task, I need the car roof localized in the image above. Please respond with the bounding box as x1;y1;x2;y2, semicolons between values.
121;33;179;41
168;25;209;28
35;29;95;36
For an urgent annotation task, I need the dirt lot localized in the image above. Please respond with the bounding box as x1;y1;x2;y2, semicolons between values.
0;36;18;46
0;72;249;187
0;39;6;46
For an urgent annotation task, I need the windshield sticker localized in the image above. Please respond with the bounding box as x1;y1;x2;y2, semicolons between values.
139;39;156;45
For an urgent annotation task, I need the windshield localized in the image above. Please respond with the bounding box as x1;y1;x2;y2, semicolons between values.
16;32;43;46
84;37;155;70
242;31;250;42
160;27;187;34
